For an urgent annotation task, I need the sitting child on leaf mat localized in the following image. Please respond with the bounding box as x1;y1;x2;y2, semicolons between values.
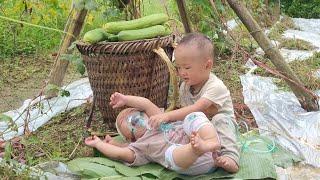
85;92;221;176
148;32;240;173
85;32;240;174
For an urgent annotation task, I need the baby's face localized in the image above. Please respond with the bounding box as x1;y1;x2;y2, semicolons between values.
174;45;212;88
119;111;148;142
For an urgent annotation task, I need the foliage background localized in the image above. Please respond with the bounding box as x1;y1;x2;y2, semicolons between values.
0;0;71;58
1;0;318;59
281;0;320;18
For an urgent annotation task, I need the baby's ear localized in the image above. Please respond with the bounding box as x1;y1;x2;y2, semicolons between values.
205;59;213;69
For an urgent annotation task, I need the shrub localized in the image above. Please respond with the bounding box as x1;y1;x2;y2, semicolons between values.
281;0;320;18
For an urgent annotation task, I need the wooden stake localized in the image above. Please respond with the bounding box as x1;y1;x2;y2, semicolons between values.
47;8;87;98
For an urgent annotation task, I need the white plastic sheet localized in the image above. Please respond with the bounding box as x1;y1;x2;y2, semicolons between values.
279;48;314;63
240;72;320;167
241;17;320;168
281;18;320;63
283;18;320;50
227;19;238;30
315;69;320;78
0;78;92;141
292;18;320;34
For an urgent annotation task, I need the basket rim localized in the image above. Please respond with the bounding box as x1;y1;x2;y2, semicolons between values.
76;35;175;55
76;34;173;46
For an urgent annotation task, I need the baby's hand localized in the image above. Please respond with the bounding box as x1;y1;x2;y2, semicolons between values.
149;113;170;129
109;92;126;108
84;135;103;148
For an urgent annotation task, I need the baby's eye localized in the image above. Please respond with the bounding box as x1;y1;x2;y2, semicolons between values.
185;67;191;69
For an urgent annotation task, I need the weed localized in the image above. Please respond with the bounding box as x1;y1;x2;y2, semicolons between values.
281;0;320;19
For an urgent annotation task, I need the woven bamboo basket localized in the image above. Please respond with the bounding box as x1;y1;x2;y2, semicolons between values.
76;35;175;129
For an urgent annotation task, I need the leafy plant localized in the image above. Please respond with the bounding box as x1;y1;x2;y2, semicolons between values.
0;0;72;58
4;142;13;161
0;114;18;136
186;0;233;55
281;0;320;18
60;53;86;76
45;83;71;97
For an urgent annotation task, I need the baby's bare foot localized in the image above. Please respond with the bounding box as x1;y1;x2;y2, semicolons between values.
214;155;239;173
190;132;212;156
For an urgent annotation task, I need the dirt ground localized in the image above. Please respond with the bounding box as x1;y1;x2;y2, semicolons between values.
0;54;82;113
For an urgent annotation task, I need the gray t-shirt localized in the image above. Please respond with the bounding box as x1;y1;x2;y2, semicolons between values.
179;73;240;164
179;73;235;121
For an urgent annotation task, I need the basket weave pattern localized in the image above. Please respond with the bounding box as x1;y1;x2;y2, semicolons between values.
77;36;174;129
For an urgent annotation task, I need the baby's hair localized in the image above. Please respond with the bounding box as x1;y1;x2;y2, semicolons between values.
178;32;214;60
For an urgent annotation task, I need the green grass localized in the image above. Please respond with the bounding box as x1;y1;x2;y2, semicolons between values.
8;105;109;167
279;38;316;51
0;22;63;58
0;0;72;58
0;160;32;179
0;105;106;179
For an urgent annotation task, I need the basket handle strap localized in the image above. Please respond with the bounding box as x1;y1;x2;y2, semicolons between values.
153;47;179;112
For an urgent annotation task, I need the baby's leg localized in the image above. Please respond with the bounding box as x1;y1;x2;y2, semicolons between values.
170;112;220;169
190;125;220;156
165;144;214;175
184;112;220;155
170;143;201;169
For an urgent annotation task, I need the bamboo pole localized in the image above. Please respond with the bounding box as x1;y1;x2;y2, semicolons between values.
175;0;192;33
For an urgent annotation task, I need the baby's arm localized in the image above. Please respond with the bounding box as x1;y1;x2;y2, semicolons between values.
85;135;135;163
149;98;217;128
167;98;217;121
110;92;162;117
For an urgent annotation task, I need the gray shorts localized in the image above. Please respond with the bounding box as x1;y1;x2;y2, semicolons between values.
211;114;240;165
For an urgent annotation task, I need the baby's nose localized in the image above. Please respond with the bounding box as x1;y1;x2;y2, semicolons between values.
179;70;187;77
